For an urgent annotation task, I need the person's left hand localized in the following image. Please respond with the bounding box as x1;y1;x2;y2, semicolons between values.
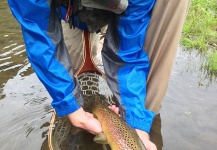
135;129;157;150
108;105;157;150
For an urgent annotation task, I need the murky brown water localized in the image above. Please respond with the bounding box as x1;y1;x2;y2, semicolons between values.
1;2;217;150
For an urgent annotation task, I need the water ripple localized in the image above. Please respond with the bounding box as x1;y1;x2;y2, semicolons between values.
2;43;17;49
14;49;26;55
0;64;23;72
0;56;11;61
0;61;12;67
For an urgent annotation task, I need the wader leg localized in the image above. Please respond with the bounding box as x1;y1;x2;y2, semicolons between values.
144;0;191;112
62;22;84;73
62;22;101;74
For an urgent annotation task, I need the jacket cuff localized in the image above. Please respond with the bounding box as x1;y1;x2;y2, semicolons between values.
126;110;156;133
52;94;81;117
52;78;84;117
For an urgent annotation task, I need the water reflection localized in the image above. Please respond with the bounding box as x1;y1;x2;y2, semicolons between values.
159;48;217;149
180;49;217;87
0;73;52;150
0;1;30;89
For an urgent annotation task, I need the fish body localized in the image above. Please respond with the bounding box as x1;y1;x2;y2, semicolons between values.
92;95;146;150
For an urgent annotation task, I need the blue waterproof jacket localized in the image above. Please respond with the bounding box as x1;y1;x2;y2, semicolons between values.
8;0;156;133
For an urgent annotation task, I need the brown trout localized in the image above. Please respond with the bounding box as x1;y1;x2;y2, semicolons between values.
91;95;147;150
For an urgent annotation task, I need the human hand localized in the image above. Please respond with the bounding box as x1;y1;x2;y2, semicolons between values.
68;107;102;135
108;105;157;150
135;129;157;150
108;105;121;116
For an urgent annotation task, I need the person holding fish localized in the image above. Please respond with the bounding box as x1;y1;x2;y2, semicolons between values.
8;0;190;149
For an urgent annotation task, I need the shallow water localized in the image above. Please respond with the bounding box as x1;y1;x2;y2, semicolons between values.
157;49;217;150
1;2;217;150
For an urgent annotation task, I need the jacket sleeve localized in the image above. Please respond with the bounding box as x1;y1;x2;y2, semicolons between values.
101;0;156;133
8;0;84;116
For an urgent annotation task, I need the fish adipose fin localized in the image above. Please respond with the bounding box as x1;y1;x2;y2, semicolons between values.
93;133;108;144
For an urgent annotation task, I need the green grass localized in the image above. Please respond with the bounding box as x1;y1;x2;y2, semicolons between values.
201;50;217;80
181;0;217;81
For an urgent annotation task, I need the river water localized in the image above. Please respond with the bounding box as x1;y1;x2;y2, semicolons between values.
1;1;217;150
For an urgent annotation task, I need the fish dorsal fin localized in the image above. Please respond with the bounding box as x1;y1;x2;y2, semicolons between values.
93;133;108;144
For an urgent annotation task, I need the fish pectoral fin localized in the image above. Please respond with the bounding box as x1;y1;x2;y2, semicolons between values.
93;133;108;144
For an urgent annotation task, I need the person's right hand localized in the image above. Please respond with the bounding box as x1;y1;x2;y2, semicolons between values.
109;105;157;150
68;107;102;135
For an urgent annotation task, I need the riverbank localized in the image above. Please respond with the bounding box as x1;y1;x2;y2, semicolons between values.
181;0;217;81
